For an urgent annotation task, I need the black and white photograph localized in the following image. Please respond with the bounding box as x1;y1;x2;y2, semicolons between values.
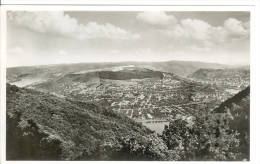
0;4;255;162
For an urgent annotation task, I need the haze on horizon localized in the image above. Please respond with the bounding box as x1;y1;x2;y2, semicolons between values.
7;11;250;67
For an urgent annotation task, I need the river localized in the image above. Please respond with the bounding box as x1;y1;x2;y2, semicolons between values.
11;78;43;87
135;119;169;134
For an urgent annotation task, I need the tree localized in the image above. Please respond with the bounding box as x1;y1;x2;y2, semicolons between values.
162;110;241;161
117;133;181;161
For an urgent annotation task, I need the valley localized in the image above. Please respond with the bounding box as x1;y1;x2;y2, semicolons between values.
24;67;225;120
7;62;250;134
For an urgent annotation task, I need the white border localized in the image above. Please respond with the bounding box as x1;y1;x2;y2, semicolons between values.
0;5;255;11
0;0;257;6
0;4;259;164
0;5;7;164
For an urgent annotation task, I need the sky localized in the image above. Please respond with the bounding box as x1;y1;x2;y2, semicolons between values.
7;11;250;67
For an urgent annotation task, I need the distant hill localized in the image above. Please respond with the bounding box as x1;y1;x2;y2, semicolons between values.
133;61;226;77
61;66;164;82
214;86;250;160
188;68;250;93
189;68;249;80
7;60;227;85
7;84;167;160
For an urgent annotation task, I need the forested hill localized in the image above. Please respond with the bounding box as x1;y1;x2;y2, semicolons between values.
7;83;169;160
214;86;250;113
214;86;250;160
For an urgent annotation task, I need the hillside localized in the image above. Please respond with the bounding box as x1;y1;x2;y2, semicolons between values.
7;83;171;160
189;68;249;86
188;68;249;98
214;86;250;160
189;68;249;79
